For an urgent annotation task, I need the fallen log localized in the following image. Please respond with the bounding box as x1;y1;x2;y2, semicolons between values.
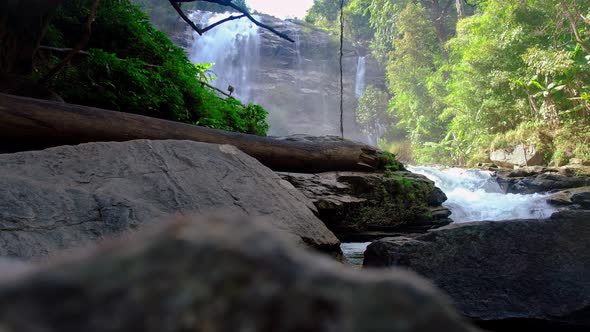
0;93;385;173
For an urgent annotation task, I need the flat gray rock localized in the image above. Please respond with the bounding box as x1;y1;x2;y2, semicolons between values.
0;214;478;332
0;140;339;258
364;211;590;329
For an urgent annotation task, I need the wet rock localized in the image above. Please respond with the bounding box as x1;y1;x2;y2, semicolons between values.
495;171;590;194
278;171;451;241
0;214;478;332
547;187;590;210
364;211;590;330
0;140;340;259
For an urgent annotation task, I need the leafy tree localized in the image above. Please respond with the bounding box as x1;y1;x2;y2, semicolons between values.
43;0;269;136
444;0;590;164
379;2;448;146
361;0;590;164
356;85;392;138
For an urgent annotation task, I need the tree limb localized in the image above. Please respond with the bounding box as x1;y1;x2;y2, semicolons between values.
38;0;101;85
169;0;294;42
201;14;246;33
560;0;590;55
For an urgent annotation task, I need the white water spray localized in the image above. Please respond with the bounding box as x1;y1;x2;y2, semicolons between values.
354;56;366;98
408;166;557;222
188;12;261;103
342;166;558;264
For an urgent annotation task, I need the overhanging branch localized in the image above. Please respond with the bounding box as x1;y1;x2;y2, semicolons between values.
169;0;294;42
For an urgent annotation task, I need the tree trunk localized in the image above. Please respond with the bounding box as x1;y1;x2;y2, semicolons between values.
455;0;465;19
430;0;446;46
0;1;63;76
0;93;385;173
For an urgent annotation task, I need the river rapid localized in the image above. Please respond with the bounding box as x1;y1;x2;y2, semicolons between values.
342;166;558;265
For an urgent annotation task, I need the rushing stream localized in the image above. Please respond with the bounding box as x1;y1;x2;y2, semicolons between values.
188;12;261;103
408;166;557;222
342;166;558;265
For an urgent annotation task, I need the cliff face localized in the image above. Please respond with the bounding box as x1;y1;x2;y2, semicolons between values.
185;12;386;141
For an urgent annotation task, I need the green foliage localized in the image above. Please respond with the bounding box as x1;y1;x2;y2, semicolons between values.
305;0;374;45
356;85;393;137
380;151;406;174
42;0;269;136
305;0;345;25
443;0;590;164
194;63;217;82
343;0;375;45
386;2;448;145
332;0;590;165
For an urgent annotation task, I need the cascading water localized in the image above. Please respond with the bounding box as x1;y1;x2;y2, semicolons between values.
354;56;366;98
186;11;364;139
342;166;558;265
408;166;557;222
188;12;261;102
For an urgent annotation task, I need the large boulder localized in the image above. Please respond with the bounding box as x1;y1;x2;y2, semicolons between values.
547;186;590;210
490;144;544;168
495;171;590;194
0;214;478;332
278;171;451;241
364;211;590;330
0;140;340;258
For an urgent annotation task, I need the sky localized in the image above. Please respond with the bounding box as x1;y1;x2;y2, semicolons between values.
247;0;314;19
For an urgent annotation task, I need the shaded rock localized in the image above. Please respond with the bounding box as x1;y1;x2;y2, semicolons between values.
0;140;340;259
0;214;478;332
547;187;590;210
490;144;544;168
278;171;451;241
364;211;590;330
495;171;590;194
569;158;590;166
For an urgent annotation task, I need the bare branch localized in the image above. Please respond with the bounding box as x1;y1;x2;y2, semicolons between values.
169;0;295;42
560;0;590;55
39;0;101;84
201;14;246;33
169;0;204;35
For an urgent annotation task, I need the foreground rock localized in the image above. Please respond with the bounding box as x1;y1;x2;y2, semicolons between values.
365;211;590;330
0;215;478;332
279;171;451;241
0;140;340;258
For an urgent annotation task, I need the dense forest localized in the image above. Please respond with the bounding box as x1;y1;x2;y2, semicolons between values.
307;0;590;166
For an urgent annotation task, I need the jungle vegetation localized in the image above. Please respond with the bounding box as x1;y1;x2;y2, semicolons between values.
307;0;590;165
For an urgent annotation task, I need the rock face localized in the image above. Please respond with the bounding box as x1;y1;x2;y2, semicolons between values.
185;11;386;140
0;214;478;332
495;170;590;194
547;187;590;210
364;211;590;330
490;144;544;168
278;171;452;241
0;140;340;258
255;16;375;139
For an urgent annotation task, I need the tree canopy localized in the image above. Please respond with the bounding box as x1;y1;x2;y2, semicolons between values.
307;0;590;165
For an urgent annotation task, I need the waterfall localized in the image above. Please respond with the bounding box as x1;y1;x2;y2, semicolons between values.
188;12;261;103
408;166;557;222
186;12;365;140
354;56;366;98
